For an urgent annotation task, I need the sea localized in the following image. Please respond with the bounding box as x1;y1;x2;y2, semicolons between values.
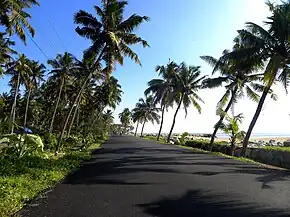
215;133;290;139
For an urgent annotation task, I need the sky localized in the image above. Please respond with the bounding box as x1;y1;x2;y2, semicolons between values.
1;0;289;134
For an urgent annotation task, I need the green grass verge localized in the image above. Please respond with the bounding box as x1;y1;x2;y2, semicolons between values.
141;136;285;169
142;136;168;144
261;146;290;152
0;142;103;217
175;144;258;164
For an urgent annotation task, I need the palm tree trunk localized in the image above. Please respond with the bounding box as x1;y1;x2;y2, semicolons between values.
56;48;106;153
167;93;184;143
49;78;64;133
24;86;32;128
229;133;236;156
241;85;271;156
56;75;90;153
134;121;139;136
10;72;21;134
140;121;146;137
209;89;237;150
76;107;80;129
67;97;81;137
157;105;165;141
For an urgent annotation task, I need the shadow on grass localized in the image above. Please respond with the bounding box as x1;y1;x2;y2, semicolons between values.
136;189;290;217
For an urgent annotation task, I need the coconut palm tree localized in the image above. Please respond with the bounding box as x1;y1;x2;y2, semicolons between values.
220;1;290;156
47;52;78;133
135;96;160;137
6;54;31;133
96;76;123;111
23;60;45;128
56;0;150;152
118;108;132;133
200;42;271;150
144;61;177;141
131;106;144;136
219;112;245;156
0;0;39;43
166;62;206;143
103;109;114;134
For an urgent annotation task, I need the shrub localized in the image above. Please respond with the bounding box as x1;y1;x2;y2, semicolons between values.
184;140;229;154
41;133;58;150
1;134;44;158
178;132;189;145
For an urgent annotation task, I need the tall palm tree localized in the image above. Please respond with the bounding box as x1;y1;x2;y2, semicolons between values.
200;44;268;150
6;54;31;133
118;108;132;133
135;96;160;137
220;1;290;156
144;61;177;141
103;109;114;134
56;0;150;152
23;60;45;128
166;62;206;143
47;52;78;133
0;0;39;43
131;107;144;136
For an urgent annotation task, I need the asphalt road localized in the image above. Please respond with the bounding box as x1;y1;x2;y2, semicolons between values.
19;135;290;217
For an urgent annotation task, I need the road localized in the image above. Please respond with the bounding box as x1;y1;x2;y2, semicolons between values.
19;136;290;217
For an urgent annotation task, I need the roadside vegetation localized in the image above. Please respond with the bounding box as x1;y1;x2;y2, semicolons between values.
2;0;290;215
132;1;290;159
0;0;149;216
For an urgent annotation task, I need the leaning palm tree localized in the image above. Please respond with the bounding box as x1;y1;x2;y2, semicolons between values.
144;61;177;141
200;43;269;150
23;60;45;128
135;96;160;137
55;0;150;152
47;52;78;133
220;1;290;156
6;54;31;133
0;0;39;43
167;62;206;143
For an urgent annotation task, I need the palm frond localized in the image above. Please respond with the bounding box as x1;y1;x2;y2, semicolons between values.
118;14;150;33
245;85;260;103
202;77;228;89
278;66;290;93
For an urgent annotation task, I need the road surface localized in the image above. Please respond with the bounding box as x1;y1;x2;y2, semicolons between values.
19;136;290;217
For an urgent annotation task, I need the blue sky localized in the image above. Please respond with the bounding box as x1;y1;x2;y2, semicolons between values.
2;0;289;134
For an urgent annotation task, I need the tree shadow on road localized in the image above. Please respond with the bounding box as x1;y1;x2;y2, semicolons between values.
136;189;290;217
64;145;290;190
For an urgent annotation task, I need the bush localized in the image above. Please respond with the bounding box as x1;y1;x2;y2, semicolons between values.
184;140;229;154
1;134;44;157
41;133;58;150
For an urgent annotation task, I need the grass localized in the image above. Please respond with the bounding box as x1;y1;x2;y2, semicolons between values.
142;135;168;144
0;142;103;217
142;136;284;169
176;144;260;164
261;146;290;152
